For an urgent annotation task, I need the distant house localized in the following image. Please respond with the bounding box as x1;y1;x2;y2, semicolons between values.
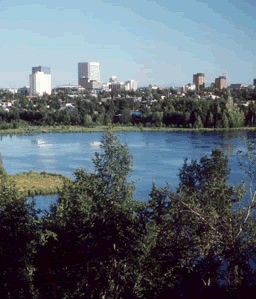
148;84;159;90
206;94;221;100
0;102;12;108
60;103;76;110
129;97;142;102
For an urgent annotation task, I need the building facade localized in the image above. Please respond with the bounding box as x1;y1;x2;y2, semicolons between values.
78;62;101;85
18;86;30;95
182;83;196;93
148;84;159;90
125;80;138;91
109;82;125;91
228;83;247;90
79;78;102;91
53;85;85;93
193;73;205;90
215;76;227;90
30;66;51;96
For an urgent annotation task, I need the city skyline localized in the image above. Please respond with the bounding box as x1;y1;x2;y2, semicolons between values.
0;0;255;88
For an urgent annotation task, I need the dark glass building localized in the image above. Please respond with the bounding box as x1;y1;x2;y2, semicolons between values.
32;66;51;75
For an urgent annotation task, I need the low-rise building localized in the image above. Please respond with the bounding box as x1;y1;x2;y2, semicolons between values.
102;77;138;92
3;88;18;94
182;83;196;93
18;86;30;95
148;84;159;90
228;83;247;90
53;85;86;93
79;78;102;91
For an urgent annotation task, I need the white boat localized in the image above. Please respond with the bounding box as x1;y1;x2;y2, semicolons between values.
90;141;101;146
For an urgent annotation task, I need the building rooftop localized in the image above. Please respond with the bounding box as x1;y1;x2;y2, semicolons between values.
194;73;205;76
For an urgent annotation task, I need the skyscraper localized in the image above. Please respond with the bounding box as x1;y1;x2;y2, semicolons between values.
30;65;51;96
32;66;51;75
215;76;227;90
78;62;100;85
193;73;205;90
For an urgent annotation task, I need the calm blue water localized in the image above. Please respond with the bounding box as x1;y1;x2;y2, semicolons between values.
0;130;255;212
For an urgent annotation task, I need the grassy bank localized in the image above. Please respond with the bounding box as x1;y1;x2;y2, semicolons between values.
1;125;256;135
6;170;73;197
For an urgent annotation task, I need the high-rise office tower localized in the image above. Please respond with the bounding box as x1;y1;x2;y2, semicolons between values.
32;66;51;75
124;80;138;91
215;76;227;90
30;65;51;96
78;62;100;85
193;73;205;90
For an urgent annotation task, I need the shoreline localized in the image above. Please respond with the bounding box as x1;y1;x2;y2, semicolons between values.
1;125;256;135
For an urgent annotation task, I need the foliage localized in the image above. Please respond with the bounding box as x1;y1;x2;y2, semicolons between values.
0;152;7;177
0;176;40;298
2;132;256;297
34;132;146;298
0;87;256;130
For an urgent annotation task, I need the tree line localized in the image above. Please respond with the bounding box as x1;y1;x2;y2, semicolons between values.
1;132;256;298
0;88;256;129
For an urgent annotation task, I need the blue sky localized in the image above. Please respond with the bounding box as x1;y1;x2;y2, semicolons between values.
0;0;255;88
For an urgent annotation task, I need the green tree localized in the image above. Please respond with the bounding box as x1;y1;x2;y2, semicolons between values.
222;111;229;128
35;132;146;298
83;114;93;126
0;153;7;177
175;149;256;291
104;112;112;125
120;108;132;125
143;148;253;297
152;111;163;127
194;114;203;128
205;111;214;128
0;176;40;298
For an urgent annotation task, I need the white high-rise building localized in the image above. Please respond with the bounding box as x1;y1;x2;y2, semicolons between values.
129;80;138;91
78;62;100;84
29;66;51;96
125;80;138;91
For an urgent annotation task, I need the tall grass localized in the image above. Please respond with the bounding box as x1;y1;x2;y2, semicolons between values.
8;170;73;197
1;124;256;135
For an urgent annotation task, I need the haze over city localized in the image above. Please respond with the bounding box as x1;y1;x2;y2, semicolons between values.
0;0;255;88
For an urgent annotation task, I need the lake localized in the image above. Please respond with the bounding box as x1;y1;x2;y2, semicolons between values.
0;130;255;212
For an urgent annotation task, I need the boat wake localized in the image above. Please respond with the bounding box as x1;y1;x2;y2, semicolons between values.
90;141;102;147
